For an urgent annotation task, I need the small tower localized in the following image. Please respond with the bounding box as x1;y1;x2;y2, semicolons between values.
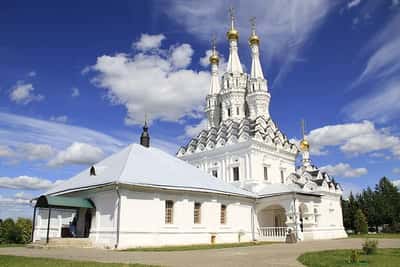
205;37;221;129
220;7;247;122
300;119;312;170
246;17;271;120
140;117;150;148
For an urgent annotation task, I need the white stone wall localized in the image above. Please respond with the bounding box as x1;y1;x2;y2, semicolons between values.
118;188;255;248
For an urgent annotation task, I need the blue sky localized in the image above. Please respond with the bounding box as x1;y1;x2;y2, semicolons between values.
1;0;399;219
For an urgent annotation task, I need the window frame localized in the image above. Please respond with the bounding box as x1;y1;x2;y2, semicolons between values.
165;200;174;224
263;166;269;181
232;166;240;181
194;202;201;224
220;204;227;224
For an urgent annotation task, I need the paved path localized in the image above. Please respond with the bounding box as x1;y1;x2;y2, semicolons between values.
1;239;399;267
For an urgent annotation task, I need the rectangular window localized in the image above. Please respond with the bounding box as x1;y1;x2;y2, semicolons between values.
212;170;218;178
264;166;268;181
220;204;227;224
236;107;239;115
280;170;285;184
233;167;239;181
165;200;174;224
227;108;231;117
194;202;201;224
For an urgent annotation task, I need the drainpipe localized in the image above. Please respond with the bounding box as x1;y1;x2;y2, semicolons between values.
251;201;256;241
293;192;298;241
115;184;121;249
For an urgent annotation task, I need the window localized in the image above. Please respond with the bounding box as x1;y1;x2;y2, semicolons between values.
280;170;285;184
236;107;239;115
233;167;239;181
212;170;218;178
264;166;268;181
220;204;227;224
227;108;231;117
165;200;174;224
194;202;201;224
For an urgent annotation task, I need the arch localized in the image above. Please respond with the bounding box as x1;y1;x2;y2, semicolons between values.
257;204;287;228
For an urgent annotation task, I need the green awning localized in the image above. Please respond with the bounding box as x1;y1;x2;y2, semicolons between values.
36;195;95;209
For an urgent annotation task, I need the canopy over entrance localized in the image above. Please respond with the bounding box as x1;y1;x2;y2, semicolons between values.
36;195;95;209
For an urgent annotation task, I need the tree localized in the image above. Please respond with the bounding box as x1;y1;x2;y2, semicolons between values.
354;209;368;234
0;218;18;244
15;218;32;244
0;218;32;244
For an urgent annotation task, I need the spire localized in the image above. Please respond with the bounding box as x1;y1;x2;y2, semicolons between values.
226;7;243;74
209;36;221;95
300;119;312;169
249;17;264;79
140;115;150;148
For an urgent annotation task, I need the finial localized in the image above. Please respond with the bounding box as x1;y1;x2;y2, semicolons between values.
300;119;309;151
144;112;148;128
248;16;260;45
209;34;219;64
227;7;239;40
229;6;235;29
301;119;305;139
140;113;150;148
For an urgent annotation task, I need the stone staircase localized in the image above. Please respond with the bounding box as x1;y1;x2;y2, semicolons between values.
28;238;93;249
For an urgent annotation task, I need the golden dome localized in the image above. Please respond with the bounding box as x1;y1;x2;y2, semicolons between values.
300;139;310;151
249;34;260;45
209;53;219;64
227;28;239;40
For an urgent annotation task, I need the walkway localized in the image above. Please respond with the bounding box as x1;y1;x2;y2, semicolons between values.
1;238;399;267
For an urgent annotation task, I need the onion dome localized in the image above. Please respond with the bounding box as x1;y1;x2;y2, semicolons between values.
209;37;219;64
249;17;260;45
227;7;239;40
300;139;310;151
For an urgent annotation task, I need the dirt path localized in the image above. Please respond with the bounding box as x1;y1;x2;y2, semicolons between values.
1;238;399;267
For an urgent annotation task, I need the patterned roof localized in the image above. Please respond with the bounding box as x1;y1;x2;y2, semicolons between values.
177;116;298;156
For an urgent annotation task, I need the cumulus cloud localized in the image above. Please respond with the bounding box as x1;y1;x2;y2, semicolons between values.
184;119;208;137
392;180;400;188
49;142;105;166
0;176;61;190
393;168;400;174
50;115;68;123
133;33;165;51
9;81;44;104
306;120;400;157
162;0;335;85
71;87;80;97
17;143;55;161
88;34;210;125
320;163;367;178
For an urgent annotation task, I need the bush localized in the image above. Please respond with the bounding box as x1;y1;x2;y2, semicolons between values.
0;218;32;244
362;239;378;255
354;209;368;234
349;249;359;263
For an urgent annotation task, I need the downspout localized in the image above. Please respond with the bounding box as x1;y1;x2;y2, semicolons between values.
115;184;121;249
293;192;298;241
251;200;256;241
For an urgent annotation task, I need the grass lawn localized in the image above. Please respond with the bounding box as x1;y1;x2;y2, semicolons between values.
0;255;158;267
298;248;400;267
0;244;25;248
123;241;273;251
348;233;400;239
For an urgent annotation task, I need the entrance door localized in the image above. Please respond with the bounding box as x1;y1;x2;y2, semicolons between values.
83;210;92;238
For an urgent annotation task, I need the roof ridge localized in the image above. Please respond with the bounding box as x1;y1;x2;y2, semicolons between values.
116;143;135;183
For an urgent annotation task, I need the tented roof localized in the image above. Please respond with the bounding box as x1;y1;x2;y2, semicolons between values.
46;144;256;198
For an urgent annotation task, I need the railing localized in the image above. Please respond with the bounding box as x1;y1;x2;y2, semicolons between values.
258;227;288;241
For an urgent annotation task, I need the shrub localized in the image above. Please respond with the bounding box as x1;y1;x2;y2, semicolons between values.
349;250;359;263
15;218;32;244
362;239;378;255
0;218;32;244
354;209;368;234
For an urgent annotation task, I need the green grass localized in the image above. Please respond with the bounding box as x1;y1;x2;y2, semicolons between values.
298;248;400;267
0;255;158;267
0;244;25;248
123;241;273;251
349;233;400;239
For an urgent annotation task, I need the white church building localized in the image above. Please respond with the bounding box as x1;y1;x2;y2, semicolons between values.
32;14;346;249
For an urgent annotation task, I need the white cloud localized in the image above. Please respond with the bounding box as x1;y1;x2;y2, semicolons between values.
306;120;400;157
163;0;335;85
27;71;36;77
71;87;80;97
393;168;400;174
344;79;400;123
50;115;68;123
49;142;105;166
9;81;44;104
133;33;165;51
0;145;14;158
184;119;208;137
89;34;210;125
0;112;123;157
347;0;362;9
392;180;400;188
320;162;367;178
0;176;61;190
170;44;193;69
393;0;400;7
17;143;55;161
